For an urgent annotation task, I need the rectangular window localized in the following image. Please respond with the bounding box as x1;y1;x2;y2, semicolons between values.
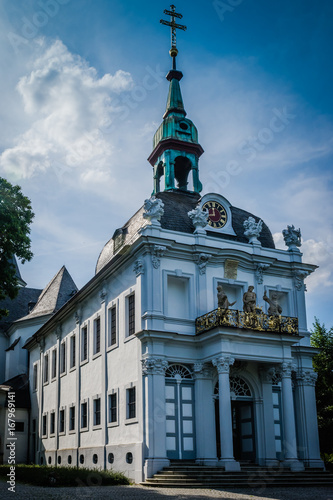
59;409;65;433
128;294;135;336
69;406;75;431
60;342;66;374
33;364;38;391
50;412;55;435
93;398;101;426
94;317;101;354
81;326;88;361
81;402;88;429
109;393;117;423
52;349;57;379
127;387;136;419
42;414;47;437
44;354;49;384
70;335;76;369
109;306;117;346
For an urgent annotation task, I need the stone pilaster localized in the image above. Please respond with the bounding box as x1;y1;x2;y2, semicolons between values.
212;356;240;471
281;361;304;471
259;366;279;466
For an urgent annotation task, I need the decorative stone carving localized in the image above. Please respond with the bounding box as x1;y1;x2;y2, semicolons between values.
188;205;209;234
55;324;62;340
100;287;107;303
293;270;309;291
243;286;257;313
217;285;236;311
212;356;235;374
296;370;318;386
193;362;213;378
282;225;302;251
243;216;263;244
263;290;282;316
260;366;276;383
143;196;164;225
194;253;212;275
134;259;144;276
37;337;45;353
281;361;295;378
141;357;168;376
151;245;166;269
255;263;270;284
224;259;238;279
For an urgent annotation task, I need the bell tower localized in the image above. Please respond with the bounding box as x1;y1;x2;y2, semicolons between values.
148;5;204;195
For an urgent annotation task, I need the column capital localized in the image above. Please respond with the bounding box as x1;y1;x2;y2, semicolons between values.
296;369;318;386
281;361;296;378
141;357;168;376
259;366;276;383
212;356;235;374
193;362;213;378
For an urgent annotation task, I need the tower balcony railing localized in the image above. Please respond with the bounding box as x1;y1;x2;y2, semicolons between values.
195;307;299;336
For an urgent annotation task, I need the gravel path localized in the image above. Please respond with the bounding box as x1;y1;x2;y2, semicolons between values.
1;482;333;500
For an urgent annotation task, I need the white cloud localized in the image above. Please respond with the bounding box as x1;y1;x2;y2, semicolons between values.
0;38;133;185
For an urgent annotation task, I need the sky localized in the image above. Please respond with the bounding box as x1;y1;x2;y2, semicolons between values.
0;0;332;329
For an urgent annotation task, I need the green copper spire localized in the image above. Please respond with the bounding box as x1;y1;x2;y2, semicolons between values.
148;6;204;195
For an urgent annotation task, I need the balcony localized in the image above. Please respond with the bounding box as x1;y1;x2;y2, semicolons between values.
195;308;298;336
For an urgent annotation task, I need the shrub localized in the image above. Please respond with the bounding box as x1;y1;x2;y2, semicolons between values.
0;464;130;487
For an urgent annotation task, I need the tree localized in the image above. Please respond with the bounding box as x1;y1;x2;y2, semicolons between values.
310;318;333;455
0;177;34;318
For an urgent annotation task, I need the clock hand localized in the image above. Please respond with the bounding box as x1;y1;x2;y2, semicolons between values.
210;208;215;217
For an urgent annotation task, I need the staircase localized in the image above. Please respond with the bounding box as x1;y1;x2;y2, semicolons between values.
142;461;333;488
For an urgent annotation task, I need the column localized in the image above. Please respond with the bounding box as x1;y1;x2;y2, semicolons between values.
281;362;304;471
193;363;217;465
37;339;45;465
294;370;324;468
212;356;240;471
260;367;279;466
142;357;169;479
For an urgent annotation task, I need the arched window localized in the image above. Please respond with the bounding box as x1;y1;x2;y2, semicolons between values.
215;376;252;399
165;364;193;380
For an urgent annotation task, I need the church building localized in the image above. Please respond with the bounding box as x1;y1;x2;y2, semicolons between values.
0;5;324;484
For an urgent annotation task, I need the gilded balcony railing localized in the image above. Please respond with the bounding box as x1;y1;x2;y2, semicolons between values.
195;308;298;335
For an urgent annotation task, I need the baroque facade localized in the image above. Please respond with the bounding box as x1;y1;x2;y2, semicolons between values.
0;14;324;483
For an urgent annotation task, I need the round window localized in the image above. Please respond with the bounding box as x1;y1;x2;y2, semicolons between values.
126;452;133;464
179;122;188;130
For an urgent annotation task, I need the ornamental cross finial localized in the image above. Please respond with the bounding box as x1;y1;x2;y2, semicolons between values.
160;5;187;69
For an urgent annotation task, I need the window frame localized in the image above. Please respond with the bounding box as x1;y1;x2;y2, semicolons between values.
43;353;49;385
42;413;48;437
108;390;118;427
51;348;57;381
50;411;55;436
33;363;38;392
69;405;75;433
93;317;101;356
70;334;76;370
80;400;88;431
81;325;89;364
60;340;66;376
126;293;135;337
108;305;118;349
59;408;65;435
126;385;137;423
93;396;101;428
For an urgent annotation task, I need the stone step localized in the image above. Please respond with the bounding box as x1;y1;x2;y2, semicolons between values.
143;481;333;488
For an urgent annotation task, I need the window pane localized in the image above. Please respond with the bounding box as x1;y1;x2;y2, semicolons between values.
128;387;136;419
70;336;76;368
109;393;117;423
95;318;100;353
111;307;117;345
128;295;135;335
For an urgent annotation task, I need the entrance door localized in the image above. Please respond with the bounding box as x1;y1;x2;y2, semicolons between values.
232;401;256;462
165;382;195;460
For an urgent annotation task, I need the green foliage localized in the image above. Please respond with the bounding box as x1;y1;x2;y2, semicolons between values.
0;177;34;318
0;464;130;487
311;318;333;454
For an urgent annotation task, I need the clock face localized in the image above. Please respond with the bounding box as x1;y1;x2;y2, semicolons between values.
202;200;228;229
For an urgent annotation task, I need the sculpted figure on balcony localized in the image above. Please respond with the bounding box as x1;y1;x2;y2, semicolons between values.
217;285;236;311
243;286;257;313
263;290;282;316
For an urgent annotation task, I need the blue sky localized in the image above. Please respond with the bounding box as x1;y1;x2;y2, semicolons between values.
0;0;332;329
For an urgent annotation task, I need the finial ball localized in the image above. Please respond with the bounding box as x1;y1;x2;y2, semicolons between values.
169;47;178;58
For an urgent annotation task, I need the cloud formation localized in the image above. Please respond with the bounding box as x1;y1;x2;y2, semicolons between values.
0;39;133;184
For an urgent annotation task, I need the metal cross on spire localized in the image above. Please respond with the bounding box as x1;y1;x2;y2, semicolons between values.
160;5;187;70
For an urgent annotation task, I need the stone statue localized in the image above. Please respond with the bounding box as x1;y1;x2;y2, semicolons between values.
243;286;257;313
143;196;164;225
243;216;263;244
263;291;282;316
188;206;209;234
217;285;236;311
282;225;301;251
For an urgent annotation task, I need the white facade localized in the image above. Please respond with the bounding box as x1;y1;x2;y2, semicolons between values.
24;206;323;482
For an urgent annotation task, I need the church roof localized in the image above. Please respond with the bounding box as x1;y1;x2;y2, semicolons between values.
95;191;275;274
17;266;78;321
